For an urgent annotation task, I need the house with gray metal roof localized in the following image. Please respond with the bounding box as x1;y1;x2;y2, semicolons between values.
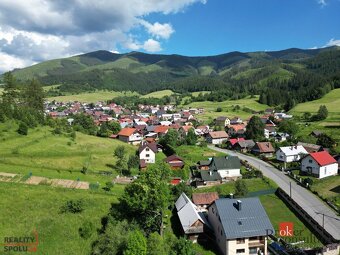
199;156;241;183
208;197;274;255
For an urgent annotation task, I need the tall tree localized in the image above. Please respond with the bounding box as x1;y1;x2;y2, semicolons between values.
123;230;147;255
114;145;127;175
118;162;171;234
245;116;265;140
278;120;299;137
317;105;328;120
22;79;45;112
185;128;197;145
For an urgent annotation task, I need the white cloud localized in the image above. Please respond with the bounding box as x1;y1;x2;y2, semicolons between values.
324;38;340;47
0;52;32;73
0;0;207;72
139;20;174;39
318;0;327;7
143;39;162;52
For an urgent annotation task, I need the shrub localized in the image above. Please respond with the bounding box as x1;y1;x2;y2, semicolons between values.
216;107;222;112
79;221;94;239
60;199;84;214
17;122;28;135
89;182;99;190
103;181;114;191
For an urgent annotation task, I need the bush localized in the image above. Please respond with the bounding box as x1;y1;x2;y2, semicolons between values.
103;181;114;191
89;182;100;190
17;122;28;135
79;221;94;239
60;199;84;214
216;107;222;112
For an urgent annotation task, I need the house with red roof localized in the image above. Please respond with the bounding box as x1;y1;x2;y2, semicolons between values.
117;127;142;145
301;151;338;179
227;124;246;137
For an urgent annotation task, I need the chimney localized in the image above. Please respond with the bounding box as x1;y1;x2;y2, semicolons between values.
237;200;242;211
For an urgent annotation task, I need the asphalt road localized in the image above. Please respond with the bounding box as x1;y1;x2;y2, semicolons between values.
208;145;340;241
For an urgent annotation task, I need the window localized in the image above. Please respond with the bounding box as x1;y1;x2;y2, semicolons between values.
324;167;327;175
146;148;149;151
309;159;313;163
236;249;245;254
212;207;215;214
236;238;245;244
249;237;258;241
249;248;257;254
146;154;150;157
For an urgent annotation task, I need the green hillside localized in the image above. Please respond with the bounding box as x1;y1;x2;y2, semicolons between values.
48;90;139;102
185;95;269;121
0;182;120;255
0;122;136;185
4;46;339;109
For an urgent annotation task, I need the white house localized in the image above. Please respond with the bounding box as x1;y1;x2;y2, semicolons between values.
206;131;229;145
208;198;274;255
117;127;142;145
139;141;158;164
301;151;338;179
276;146;308;163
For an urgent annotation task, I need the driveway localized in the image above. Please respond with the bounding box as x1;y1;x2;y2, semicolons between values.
208;145;340;241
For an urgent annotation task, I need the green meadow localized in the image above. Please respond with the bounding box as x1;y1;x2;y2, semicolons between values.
185;95;269;122
0;182;120;255
140;89;175;98
289;89;340;151
47;90;139;103
0;122;136;185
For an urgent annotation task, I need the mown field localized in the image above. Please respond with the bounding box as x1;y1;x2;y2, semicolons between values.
0;182;119;255
47;90;139;103
185;95;269;122
0;122;136;185
290;89;340;151
140;89;175;98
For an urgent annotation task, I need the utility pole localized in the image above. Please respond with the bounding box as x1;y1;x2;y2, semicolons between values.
289;182;292;198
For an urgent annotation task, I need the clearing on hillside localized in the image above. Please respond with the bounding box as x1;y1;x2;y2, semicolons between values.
140;90;175;98
47;90;139;103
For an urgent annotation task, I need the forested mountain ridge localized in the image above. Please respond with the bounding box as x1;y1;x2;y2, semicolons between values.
3;46;340;109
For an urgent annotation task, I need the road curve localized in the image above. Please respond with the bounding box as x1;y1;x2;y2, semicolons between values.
208;145;340;241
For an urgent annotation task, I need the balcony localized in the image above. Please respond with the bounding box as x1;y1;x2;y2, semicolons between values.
248;239;265;247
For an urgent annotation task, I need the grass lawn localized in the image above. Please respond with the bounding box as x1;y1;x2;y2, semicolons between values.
0;182;119;255
175;145;225;166
0;122;136;185
191;91;210;97
193;178;277;197
0;87;3;95
184;95;269;123
140;90;175;98
47;90;139;103
309;175;340;208
290;89;340;117
260;194;323;248
290;88;340;150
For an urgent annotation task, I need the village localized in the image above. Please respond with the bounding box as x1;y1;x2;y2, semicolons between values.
44;99;340;255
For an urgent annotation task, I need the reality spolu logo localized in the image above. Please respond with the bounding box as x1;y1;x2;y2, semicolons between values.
1;230;39;253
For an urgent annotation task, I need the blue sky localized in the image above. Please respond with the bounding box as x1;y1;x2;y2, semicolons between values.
145;0;340;55
0;0;339;71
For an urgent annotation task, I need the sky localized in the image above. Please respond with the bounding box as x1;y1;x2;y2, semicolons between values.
0;0;339;72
